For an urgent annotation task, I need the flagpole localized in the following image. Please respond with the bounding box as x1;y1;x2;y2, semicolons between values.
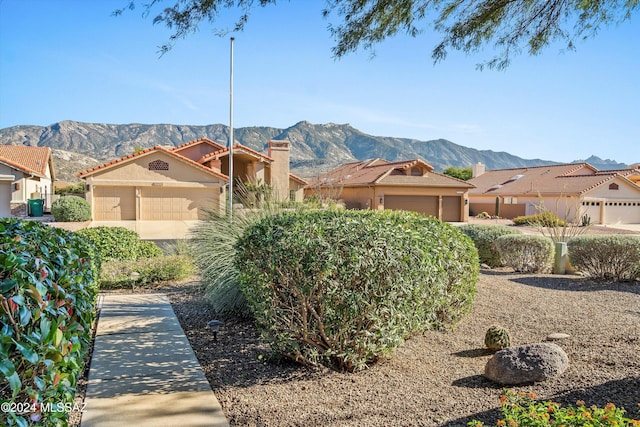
228;37;234;219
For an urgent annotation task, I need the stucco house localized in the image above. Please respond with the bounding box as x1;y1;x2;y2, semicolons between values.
0;145;55;217
305;158;474;222
468;162;640;224
78;138;307;221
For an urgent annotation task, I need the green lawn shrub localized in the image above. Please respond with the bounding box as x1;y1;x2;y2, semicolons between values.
0;219;98;427
513;211;566;227
459;224;522;267
495;234;554;273
99;255;195;289
51;196;92;222
568;235;640;281
235;209;479;372
75;226;162;261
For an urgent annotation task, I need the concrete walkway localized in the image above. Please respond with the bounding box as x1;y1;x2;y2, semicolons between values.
81;294;228;427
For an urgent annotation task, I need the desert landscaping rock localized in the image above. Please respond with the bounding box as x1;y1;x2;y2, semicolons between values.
484;342;569;385
546;332;571;341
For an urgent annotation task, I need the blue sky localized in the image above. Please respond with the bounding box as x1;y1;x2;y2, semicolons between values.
1;0;638;165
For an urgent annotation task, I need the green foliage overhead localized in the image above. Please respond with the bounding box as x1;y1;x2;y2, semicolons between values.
0;219;98;426
442;166;472;180
459;223;522;267
117;0;638;68
235;209;479;372
51;195;92;222
568;235;640;282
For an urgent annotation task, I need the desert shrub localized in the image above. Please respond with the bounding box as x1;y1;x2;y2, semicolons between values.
236;209;479;372
0;219;98;427
138;240;164;258
470;389;640;427
459;224;522;267
495;234;554;273
99;255;195;289
75;226;161;261
513;211;566;227
568;235;640;281
51;195;91;222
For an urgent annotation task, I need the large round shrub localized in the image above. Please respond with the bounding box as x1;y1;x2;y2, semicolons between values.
568;235;640;281
0;219;98;427
459;224;522;267
235;209;479;372
495;234;554;273
75;226;161;261
51;195;92;222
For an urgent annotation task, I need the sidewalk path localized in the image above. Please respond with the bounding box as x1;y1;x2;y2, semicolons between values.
81;294;228;427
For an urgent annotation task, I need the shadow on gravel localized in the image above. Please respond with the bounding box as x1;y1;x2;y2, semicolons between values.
511;276;640;295
443;376;640;427
451;374;501;390
452;348;493;358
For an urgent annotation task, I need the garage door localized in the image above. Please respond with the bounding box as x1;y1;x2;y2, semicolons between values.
442;196;462;222
93;186;135;220
384;195;438;217
140;187;217;220
603;201;640;224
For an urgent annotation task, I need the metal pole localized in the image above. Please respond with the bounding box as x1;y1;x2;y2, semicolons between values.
228;37;234;219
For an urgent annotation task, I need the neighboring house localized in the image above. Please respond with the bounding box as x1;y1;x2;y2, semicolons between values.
78;138;307;221
0;145;55;217
305;158;474;222
468;162;640;224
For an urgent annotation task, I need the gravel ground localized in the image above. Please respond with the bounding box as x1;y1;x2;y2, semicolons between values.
161;271;640;426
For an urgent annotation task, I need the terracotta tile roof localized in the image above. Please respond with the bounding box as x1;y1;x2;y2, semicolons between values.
0;145;53;178
289;173;309;185
468;163;640;196
198;144;274;164
172;137;225;152
77;145;229;180
308;158;472;189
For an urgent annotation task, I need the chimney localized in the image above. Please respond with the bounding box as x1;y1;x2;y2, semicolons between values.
268;140;290;201
472;162;486;178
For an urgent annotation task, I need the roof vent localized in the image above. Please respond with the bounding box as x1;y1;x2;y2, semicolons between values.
509;174;524;181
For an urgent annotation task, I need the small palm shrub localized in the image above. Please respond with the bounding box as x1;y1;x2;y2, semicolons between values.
568;235;640;281
236;209;479;372
75;226;162;261
513;211;566;227
51;195;91;222
0;219;98;427
99;255;195;289
459;224;522;267
495;234;555;273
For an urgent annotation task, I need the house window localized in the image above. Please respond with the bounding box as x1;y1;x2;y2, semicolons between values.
410;167;422;176
609;183;619;190
289;190;295;201
149;160;169;171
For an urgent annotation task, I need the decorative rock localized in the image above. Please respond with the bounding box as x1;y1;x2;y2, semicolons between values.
484;343;569;385
546;333;570;341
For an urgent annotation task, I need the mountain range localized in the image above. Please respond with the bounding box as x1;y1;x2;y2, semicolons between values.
0;120;629;183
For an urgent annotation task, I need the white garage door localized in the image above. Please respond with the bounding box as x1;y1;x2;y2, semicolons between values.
603;201;640;224
140;187;218;220
93;186;136;220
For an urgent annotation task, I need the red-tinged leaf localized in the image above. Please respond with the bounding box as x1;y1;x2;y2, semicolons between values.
53;373;60;386
40;268;48;280
8;298;18;313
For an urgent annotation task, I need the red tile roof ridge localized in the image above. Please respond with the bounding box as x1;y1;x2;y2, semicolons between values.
77;144;229;180
0;145;52;177
198;143;274;163
172;137;225;151
289;173;309;185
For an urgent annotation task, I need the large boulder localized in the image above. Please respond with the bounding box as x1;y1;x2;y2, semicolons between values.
484;343;569;385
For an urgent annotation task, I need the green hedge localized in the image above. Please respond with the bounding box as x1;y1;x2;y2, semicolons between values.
568;235;640;282
99;255;195;289
51;196;92;222
513;211;566;227
495;234;555;273
235;209;479;372
0;219;98;427
75;227;162;261
459;224;522;267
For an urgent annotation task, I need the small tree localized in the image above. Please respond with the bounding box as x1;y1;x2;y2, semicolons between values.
442;166;472;181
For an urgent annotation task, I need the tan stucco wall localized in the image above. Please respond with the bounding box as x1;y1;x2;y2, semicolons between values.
268;142;290;202
0;177;13;217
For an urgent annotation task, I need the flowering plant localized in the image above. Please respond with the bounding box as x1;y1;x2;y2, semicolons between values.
470;389;640;426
